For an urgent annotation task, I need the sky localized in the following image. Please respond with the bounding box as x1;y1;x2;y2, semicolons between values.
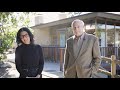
107;12;120;14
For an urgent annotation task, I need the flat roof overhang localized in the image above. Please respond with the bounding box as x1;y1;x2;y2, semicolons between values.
31;12;120;29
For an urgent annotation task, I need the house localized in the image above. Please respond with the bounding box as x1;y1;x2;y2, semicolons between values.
31;12;120;60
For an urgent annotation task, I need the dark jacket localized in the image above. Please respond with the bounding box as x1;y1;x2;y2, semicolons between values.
15;44;44;78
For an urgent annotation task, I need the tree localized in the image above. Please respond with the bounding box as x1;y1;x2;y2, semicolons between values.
0;12;31;61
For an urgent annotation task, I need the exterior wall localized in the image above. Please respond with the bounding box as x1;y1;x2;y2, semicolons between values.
35;15;44;25
50;29;57;46
33;28;51;46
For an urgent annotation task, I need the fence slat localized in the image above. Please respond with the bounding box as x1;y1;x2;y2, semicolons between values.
111;55;116;78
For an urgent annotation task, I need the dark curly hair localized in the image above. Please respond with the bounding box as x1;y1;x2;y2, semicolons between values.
16;27;34;45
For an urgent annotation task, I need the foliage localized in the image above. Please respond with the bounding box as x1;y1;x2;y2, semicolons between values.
0;12;31;61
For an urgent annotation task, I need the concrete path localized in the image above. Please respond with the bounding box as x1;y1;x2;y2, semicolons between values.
0;53;63;78
0;53;108;78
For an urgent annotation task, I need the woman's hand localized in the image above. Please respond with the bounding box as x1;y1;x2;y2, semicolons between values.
26;74;41;78
35;74;41;78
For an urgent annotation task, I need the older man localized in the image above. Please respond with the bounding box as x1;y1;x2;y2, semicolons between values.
63;19;101;78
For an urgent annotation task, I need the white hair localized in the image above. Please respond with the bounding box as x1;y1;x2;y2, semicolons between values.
71;19;84;28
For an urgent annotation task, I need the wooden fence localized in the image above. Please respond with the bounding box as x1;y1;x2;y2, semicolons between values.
42;46;120;77
42;46;120;62
42;46;65;62
98;55;120;78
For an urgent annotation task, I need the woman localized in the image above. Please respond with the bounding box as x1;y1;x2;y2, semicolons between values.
15;27;44;78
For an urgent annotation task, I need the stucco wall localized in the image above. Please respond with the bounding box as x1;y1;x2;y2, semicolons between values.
33;28;51;46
